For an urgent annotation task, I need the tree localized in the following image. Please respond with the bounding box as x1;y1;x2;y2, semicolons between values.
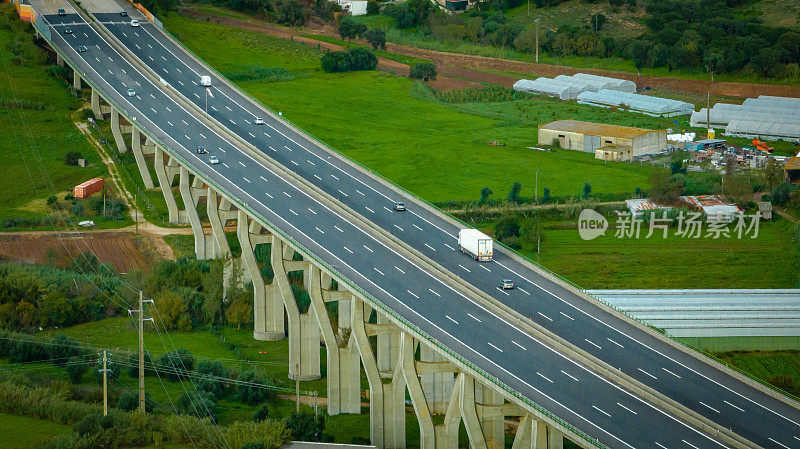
277;0;305;26
195;360;229;396
479;186;493;204
764;158;784;190
155;289;191;331
117;390;155;412
64;151;82;166
338;17;365;48
177;391;218;422
507;181;523;203
364;28;386;50
285;410;325;441
723;174;752;208
542;187;551;203
409;62;437;81
771;181;796;205
495;216;520;241
227;299;253;330
751;47;780;78
648;171;684;204
201;260;224;325
348;47;377;70
629;40;650;74
237;370;274;404
670;155;686;175
159;349;195;381
703;52;723;81
366;0;379;15
49;334;82;366
66;355;89;384
321;51;352;73
582;182;592;198
253;403;270;422
590;13;607;32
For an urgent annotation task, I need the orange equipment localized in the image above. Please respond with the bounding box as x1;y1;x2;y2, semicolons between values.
752;138;774;153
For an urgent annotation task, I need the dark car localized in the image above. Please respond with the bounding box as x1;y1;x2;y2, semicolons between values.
120;10;128;17
196;145;207;154
64;26;72;34
58;8;66;16
77;45;88;53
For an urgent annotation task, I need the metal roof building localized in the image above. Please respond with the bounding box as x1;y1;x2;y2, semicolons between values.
538;119;667;157
577;89;694;117
690;95;800;141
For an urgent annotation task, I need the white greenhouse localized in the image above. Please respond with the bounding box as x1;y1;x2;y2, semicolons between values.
576;89;694;117
690;95;800;141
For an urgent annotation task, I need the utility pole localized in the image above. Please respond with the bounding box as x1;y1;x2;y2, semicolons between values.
129;291;153;412
535;18;540;64
98;350;110;416
535;169;540;202
706;90;711;139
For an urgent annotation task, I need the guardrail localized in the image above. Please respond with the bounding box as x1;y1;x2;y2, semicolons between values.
31;5;608;448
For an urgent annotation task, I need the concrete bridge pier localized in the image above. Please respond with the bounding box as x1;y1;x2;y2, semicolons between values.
110;108;127;154
56;53;64;66
131;127;154;189
90;88;103;118
207;189;247;295
178;166;215;260
153;147;182;224
72;68;81;90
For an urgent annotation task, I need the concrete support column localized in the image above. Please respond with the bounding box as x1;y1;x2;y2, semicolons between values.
385;353;406;449
476;385;505;449
339;344;361;413
178;166;209;260
377;313;399;375
460;374;489;449
72;68;81;90
400;335;434;449
309;265;345;413
153;147;180;224
110;109;128;154
420;345;454;414
56;53;64;66
352;297;385;447
131;128;154;189
512;415;532;449
546;425;563;449
207;189;242;294
90;88;103;119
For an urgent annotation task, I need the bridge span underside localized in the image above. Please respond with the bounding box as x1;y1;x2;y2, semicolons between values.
22;0;800;448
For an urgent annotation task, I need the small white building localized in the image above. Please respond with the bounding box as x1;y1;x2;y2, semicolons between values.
336;0;368;15
626;199;673;218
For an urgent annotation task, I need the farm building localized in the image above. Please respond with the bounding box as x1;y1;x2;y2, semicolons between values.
577;89;694;117
679;195;739;223
690;95;800;141
538;120;668;159
626;199;673;218
785;157;800;183
513;73;636;99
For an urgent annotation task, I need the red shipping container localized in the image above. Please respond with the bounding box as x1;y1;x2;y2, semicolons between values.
74;178;104;199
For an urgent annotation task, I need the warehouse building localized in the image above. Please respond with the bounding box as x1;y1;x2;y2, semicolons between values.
537;120;668;160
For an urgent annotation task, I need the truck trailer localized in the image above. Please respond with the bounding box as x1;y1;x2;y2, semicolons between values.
458;229;493;261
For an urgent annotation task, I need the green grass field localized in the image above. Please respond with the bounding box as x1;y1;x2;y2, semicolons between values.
162;13;668;202
0;412;71;448
714;350;800;397
477;214;799;289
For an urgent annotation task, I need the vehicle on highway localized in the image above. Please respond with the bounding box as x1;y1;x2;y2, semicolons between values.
208;155;220;165
501;279;515;290
253;117;265;125
458;228;493;261
58;8;66;16
196;145;207;154
127;88;136;97
64;26;72;34
200;75;212;87
130;19;139;27
120;10;128;16
394;202;406;211
77;45;88;53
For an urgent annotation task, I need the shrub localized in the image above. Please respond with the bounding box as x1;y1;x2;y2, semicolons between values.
252;404;270;422
176;391;217;422
94;359;121;384
66;356;89;384
284;410;325;441
409;62;437;81
236;370;274;404
348;47;378;70
125;350;153;377
772;181;796;205
495;216;520;241
117;390;156;412
159;349;195;381
74;413;101;437
64;151;82;166
364;28;386;50
50;334;83;366
195;360;229;396
320;48;377;73
366;0;379;14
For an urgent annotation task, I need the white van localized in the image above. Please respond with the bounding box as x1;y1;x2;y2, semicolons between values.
200;75;212;87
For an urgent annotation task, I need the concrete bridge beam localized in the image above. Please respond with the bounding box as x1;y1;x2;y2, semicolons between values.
131;127;154;189
178;166;210;260
153;146;180;224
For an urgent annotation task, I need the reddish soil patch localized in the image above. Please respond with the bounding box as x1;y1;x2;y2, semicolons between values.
184;7;800;98
0;231;148;273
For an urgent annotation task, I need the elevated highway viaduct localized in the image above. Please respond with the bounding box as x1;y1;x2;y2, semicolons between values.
19;0;800;447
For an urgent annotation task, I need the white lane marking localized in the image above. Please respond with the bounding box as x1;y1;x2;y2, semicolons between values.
161;55;167;61
395;266;405;274
264;132;271;137
699;402;719;414
283;191;291;198
363;245;373;253
584;339;602;350
683;440;700;449
488;343;503;353
165;106;171;112
496;287;510;296
592;405;611;418
638;368;657;380
222;163;230;168
307;208;317;215
150;107;157;113
662;368;681;379
446;315;458;324
383;206;392;213
467;313;481;323
394;225;404;231
315;227;324;234
242;177;251;183
768;439;790;449
248;132;255;137
518;287;530;295
229;119;236;125
289;209;298;216
655;443;668;449
191;80;197;85
480;265;491;272
537;372;552;383
724;400;744;412
268;146;276;152
334;226;343;232
184;134;190;140
343;246;353;254
218;147;226;153
607;338;624;348
338;190;348;197
307;159;315;166
511;340;526;350
365;207;374;213
238;161;246;167
561;370;579;382
193;93;200;99
407;290;419;299
176;68;181;73
265;193;273;199
331;174;339;180
182;119;188;125
290;160;299;166
458;264;471;273
428;289;441;297
199;133;206;139
617;402;637;415
226;105;232;111
537;312;553;322
413;224;423;231
560;311;574;320
314;175;322;181
444;243;455;250
356;189;365;196
424;243;436;251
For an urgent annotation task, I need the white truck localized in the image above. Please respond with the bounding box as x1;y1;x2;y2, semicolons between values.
200;75;212;87
458;229;493;261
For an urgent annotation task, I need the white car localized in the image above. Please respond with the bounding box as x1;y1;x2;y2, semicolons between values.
501;279;515;290
130;19;139;27
253;117;265;125
127;88;136;97
394;202;406;211
208;155;220;165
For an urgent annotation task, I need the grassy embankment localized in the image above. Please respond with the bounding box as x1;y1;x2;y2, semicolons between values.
162;12;667;202
0;412;72;448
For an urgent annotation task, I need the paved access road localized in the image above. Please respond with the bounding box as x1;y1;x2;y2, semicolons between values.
41;2;799;446
94;4;800;448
